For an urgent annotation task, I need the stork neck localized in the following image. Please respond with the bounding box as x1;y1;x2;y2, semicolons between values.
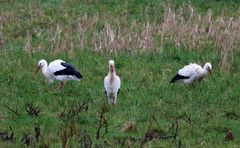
41;64;48;75
109;71;116;83
203;68;208;76
109;71;116;76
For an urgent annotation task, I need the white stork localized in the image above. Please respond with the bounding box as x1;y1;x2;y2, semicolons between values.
170;62;212;84
104;60;121;105
35;59;82;88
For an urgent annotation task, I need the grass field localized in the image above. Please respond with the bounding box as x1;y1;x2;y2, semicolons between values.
1;0;240;147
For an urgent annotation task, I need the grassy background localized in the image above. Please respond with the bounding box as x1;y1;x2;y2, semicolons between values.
1;0;240;147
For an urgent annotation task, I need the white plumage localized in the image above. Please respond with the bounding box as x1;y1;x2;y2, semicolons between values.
170;62;212;84
104;60;121;105
35;59;82;88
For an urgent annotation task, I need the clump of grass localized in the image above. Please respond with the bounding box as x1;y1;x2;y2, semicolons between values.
79;130;92;148
21;132;33;146
25;103;41;118
122;121;137;132
96;104;108;140
0;127;15;143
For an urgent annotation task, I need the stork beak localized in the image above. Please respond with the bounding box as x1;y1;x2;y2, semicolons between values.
35;66;41;75
110;65;114;73
209;69;212;78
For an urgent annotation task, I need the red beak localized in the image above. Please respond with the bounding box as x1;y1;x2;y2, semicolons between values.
110;65;115;73
209;69;212;78
35;66;41;75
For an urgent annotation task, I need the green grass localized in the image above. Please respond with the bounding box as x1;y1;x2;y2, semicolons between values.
1;49;240;147
1;0;240;147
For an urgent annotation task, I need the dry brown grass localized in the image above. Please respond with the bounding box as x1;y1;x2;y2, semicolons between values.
1;4;240;70
156;5;240;70
84;5;239;70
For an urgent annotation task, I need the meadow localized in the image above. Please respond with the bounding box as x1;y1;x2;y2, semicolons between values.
0;0;240;147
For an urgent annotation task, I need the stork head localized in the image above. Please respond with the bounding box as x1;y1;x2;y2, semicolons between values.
204;62;212;76
108;60;115;73
35;59;47;74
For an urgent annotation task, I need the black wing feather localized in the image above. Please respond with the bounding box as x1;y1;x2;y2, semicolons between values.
170;74;190;83
117;89;120;96
54;62;82;79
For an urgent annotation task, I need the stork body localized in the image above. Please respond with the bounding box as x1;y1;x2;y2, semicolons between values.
104;60;121;105
170;63;212;84
36;59;82;88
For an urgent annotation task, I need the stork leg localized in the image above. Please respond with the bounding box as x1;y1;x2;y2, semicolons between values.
54;81;67;90
112;97;116;106
104;91;108;104
60;81;67;89
190;83;197;88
